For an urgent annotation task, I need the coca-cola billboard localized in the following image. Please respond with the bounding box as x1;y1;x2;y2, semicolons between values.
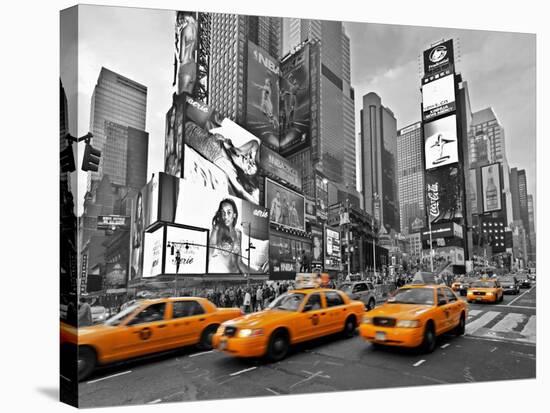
425;165;463;224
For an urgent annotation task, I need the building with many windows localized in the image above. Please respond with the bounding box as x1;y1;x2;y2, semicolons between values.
397;122;424;235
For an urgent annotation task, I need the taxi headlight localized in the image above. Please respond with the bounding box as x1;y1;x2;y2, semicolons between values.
486;292;494;296
216;325;225;335
362;316;373;324
396;320;420;328
237;328;264;338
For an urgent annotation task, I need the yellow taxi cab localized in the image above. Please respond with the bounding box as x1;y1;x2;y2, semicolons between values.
66;297;242;381
359;284;467;353
467;279;503;303
212;276;365;361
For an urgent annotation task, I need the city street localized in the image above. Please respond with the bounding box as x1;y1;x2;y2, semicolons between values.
77;285;536;408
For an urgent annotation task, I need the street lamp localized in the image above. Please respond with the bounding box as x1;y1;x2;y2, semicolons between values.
242;221;255;287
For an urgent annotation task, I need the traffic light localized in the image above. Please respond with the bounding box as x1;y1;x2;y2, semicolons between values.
82;143;101;172
60;145;75;173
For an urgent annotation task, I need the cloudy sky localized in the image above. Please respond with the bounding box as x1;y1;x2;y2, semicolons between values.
61;5;536;216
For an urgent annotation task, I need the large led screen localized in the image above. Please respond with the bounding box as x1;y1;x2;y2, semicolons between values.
142;227;164;278
246;41;280;150
426;165;464;224
325;228;341;270
481;163;502;213
422;73;456;121
164;226;208;274
424;115;459;170
265;178;305;231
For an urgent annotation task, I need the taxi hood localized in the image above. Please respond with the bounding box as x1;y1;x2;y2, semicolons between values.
77;324;114;337
371;303;433;319
222;309;296;328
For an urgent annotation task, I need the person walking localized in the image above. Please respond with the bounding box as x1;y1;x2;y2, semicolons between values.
256;286;263;311
243;289;251;313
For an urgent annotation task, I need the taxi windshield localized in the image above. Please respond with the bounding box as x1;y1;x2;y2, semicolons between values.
268;293;306;311
386;288;434;305
105;303;140;326
499;277;515;283
471;281;496;288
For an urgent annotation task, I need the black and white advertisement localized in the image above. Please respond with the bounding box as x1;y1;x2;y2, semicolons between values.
423;39;455;75
142;227;164;278
481;163;502;213
422;72;456;121
265;178;305;232
426;165;464;223
311;225;324;265
246;41;280;150
325;227;341;270
424;114;459;170
164;226;208;274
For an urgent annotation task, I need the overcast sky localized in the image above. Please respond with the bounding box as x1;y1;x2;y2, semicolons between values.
61;5;536;217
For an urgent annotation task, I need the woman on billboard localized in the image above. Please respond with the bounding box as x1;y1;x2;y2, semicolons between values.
209;198;250;274
131;192;144;279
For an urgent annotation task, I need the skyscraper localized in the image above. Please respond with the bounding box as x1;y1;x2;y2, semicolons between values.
283;18;358;199
360;92;399;233
208;14;282;123
527;194;536;262
88;67;147;188
397;122;425;235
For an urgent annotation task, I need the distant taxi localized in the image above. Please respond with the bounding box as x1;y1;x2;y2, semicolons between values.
212;288;365;361
467;279;503;303
67;297;242;381
359;284;467;353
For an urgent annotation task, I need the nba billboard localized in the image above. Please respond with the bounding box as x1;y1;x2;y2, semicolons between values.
246;41;280;150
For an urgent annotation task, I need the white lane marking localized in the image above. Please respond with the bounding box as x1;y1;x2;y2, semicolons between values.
265;388;280;395
440;344;450;349
465;311;500;335
413;360;426;367
520;315;536;341
507;286;535;306
86;370;132;384
289;370;331;389
491;313;526;333
189;350;215;358
468;310;482;317
229;366;257;376
462;335;535;347
490;347;498;353
148;399;162;404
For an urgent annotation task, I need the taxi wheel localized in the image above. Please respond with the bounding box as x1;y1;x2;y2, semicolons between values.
420;322;436;353
78;346;96;382
198;325;219;351
267;329;289;362
342;316;357;338
454;313;466;336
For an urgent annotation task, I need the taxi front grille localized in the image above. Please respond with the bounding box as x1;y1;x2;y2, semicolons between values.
373;317;396;327
223;326;237;337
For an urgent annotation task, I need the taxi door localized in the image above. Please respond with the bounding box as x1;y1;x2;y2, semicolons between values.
434;288;451;335
166;300;210;347
324;291;349;334
113;302;170;360
443;287;462;330
294;292;329;342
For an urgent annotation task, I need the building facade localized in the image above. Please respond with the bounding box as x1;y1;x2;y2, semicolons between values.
397;122;424;235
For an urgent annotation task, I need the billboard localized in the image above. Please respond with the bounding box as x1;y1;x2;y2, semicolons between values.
265;178;305;232
426;165;464;224
311;226;324;265
481;163;502;213
105;262;127;288
246;41;280;150
260;145;301;188
315;175;328;221
97;215;129;230
422;73;456;121
280;44;310;155
423;39;454;75
325;228;341;270
158;173;270;274
186;118;261;204
305;197;316;221
165;226;208;274
164;103;184;177
183;145;230;193
421;222;463;241
142;227;164;278
424;115;459;170
469;168;479;215
269;235;311;280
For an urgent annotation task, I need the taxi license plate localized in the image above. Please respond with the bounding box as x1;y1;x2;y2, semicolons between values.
218;339;227;350
476;297;482;301
375;332;387;341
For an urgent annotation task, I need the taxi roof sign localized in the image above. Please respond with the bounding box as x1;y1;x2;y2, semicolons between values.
295;272;330;289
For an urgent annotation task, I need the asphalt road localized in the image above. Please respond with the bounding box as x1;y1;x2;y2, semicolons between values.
77;285;536;408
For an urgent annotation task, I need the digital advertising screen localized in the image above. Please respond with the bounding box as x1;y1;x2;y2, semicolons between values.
311;226;324;265
469;168;479;215
424;114;459;170
423;39;454;75
426;165;464;224
481;163;502;213
164;226;208;274
164;103;184;177
265;178;305;232
260;145;301;188
142;227;164;278
279;44;311;155
325;228;341;270
422;73;456;121
246;41;280;150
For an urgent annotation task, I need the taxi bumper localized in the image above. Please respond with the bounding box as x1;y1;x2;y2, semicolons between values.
467;292;498;303
212;332;267;358
359;323;424;347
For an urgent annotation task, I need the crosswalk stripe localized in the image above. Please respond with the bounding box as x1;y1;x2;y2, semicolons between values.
468;310;482;317
520;315;536;341
465;311;500;335
491;313;526;333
